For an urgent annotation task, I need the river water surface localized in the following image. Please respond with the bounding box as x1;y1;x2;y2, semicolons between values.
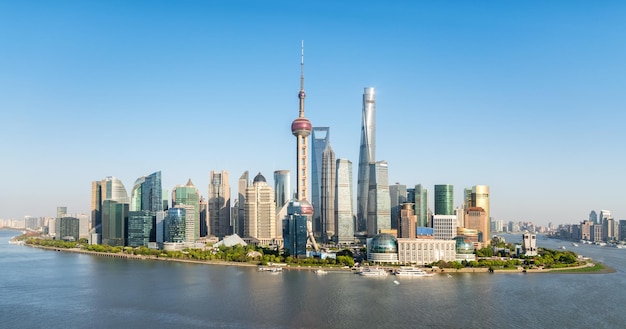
1;231;624;328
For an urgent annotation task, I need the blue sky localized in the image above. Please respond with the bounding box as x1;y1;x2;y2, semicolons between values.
1;1;625;225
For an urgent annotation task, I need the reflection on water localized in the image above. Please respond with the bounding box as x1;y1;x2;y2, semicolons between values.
1;230;624;328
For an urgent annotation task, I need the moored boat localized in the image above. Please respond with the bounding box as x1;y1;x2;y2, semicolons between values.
394;267;435;277
359;267;388;277
258;266;283;273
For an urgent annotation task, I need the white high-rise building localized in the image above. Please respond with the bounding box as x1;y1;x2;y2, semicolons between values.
244;173;277;245
433;215;458;240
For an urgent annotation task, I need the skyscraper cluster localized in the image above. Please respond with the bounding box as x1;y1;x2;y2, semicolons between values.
77;44;494;253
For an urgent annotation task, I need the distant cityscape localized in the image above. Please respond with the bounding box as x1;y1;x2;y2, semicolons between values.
2;49;622;263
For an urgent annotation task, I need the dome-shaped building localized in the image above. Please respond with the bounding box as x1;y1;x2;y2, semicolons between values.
367;233;398;263
253;172;266;184
454;235;476;261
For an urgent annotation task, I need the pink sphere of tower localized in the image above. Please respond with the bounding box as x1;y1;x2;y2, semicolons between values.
298;199;314;215
291;117;312;137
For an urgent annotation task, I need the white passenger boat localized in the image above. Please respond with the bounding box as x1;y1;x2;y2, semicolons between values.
258;266;283;273
394;267;435;277
314;269;328;275
359;267;388;277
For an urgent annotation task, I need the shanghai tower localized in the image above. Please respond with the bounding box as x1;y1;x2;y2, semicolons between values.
357;87;376;233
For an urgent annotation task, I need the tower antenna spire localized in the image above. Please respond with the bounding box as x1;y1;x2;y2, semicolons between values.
300;40;304;89
298;40;306;117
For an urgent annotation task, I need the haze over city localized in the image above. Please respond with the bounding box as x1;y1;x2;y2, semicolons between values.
1;1;625;225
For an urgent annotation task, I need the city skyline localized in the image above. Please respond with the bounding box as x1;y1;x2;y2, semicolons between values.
2;1;626;225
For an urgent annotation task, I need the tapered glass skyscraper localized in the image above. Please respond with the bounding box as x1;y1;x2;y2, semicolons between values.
357;87;376;233
311;127;330;237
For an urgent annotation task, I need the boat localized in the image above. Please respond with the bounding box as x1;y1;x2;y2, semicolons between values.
394;267;435;277
258;266;283;273
572;243;579;247
359;267;389;277
560;246;566;250
446;274;453;278
314;269;328;275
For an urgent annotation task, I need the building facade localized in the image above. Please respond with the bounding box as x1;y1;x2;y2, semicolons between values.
522;233;537;256
283;201;308;257
172;179;200;241
208;170;231;239
244;173;277;245
164;207;186;243
320;142;336;242
398;203;416;239
357;87;376;233
464;207;488;244
335;159;354;244
129;171;163;246
57;217;79;241
389;183;407;230
311;127;330;236
471;185;490;243
414;184;428;227
366;161;390;237
235;171;249;237
433;215;458;240
273;170;291;212
434;184;454;216
397;238;457;265
127;211;152;247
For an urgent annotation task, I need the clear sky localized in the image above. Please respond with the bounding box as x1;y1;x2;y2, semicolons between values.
1;1;625;226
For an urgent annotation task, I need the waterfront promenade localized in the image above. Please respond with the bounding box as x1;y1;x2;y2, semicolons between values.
25;242;612;274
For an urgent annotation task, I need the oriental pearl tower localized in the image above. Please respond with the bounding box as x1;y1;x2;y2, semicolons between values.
290;41;318;250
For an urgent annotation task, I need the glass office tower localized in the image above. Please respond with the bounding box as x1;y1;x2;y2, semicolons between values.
357;87;376;233
311;127;330;237
434;184;454;216
274;170;291;212
366;161;390;237
335;159;354;244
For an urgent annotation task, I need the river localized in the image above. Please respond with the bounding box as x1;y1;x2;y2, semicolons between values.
1;230;624;328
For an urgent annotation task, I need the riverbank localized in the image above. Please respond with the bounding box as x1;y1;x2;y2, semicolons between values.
28;244;261;268
25;243;613;274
